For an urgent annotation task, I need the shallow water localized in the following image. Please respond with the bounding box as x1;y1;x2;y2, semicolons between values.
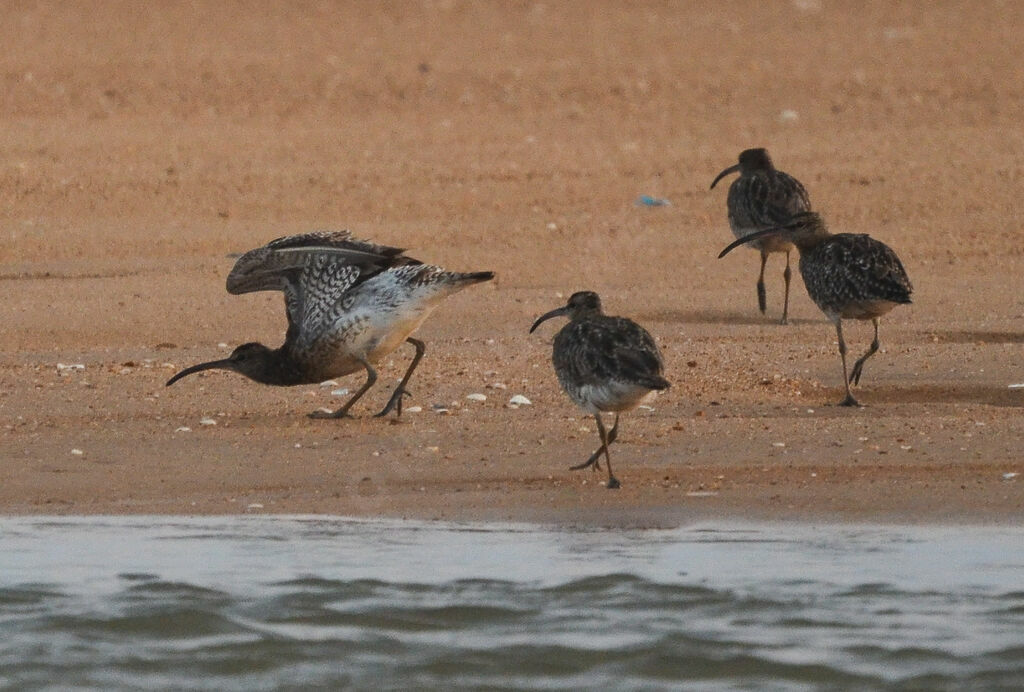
1;517;1022;690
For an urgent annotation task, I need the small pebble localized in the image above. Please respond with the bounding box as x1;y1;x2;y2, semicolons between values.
217;342;229;349
508;394;532;406
57;363;85;372
199;418;217;426
331;388;350;396
466;393;487;402
772;442;786;447
246;503;264;510
779;109;799;122
174;426;192;433
70;448;84;456
1003;472;1019;480
405;406;423;413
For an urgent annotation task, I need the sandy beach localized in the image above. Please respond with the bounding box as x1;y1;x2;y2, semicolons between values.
1;1;1021;525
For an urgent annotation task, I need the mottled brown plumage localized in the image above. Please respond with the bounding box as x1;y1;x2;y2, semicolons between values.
719;212;912;406
711;148;812;323
530;291;669;489
167;231;494;418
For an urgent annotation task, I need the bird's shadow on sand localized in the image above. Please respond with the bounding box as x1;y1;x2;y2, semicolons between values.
634;309;821;327
865;383;1022;408
915;329;1024;344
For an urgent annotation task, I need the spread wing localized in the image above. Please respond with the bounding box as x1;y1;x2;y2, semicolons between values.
225;231;420;343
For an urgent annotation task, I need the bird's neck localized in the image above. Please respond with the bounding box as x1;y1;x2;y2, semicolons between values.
791;229;832;253
247;347;307;386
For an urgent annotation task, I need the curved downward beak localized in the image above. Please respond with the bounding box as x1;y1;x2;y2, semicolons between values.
718;227;787;259
166;358;233;386
529;306;569;333
709;163;740;190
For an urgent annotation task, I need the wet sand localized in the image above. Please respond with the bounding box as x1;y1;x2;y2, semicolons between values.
1;1;1022;525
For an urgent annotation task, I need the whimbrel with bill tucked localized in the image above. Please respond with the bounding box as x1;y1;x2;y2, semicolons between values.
719;211;912;406
530;291;669;489
167;231;494;418
710;148;812;324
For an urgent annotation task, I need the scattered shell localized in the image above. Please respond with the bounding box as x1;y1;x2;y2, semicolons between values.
57;363;85;372
1003;472;1019;480
217;342;229;349
466;393;487;402
637;405;654;411
426;446;440;453
320;379;339;387
779;109;799;123
1009;383;1024;389
174;426;192;433
508;394;532;406
488;382;508;390
246;503;264;510
686;491;718;497
772;442;786;448
405;406;423;413
199;417;217;426
331;388;350;397
70;449;84;456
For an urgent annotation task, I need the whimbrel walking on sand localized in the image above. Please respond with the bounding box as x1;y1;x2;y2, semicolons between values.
530;291;669;489
710;148;812;324
719;211;912;406
167;231;494;418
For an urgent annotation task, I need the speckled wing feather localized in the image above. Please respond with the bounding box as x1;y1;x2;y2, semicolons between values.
552;316;669;392
800;234;913;315
225;231;421;341
728;171;811;233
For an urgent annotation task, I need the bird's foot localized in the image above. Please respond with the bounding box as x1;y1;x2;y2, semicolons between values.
374;388;412;419
605;476;621;490
838;394;862;408
849;366;864;386
779;315;789;326
570;457;600;472
309;407;356;420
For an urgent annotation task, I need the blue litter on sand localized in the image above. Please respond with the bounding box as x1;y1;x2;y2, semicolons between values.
636;195;671;207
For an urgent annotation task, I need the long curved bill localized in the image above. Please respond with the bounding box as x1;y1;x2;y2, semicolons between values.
718;226;789;258
529;306;569;333
166;359;233;386
709;163;740;190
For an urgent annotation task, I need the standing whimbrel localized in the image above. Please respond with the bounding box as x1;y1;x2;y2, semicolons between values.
530;292;669;489
167;231;494;418
719;211;912;406
710;148;812;324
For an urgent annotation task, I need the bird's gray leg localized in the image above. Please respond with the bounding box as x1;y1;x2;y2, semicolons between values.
757;250;769;315
835;320;861;407
571;414;619;471
849;318;880;386
375;338;426;418
597;414;621;489
310;358;378;419
780;251;792;325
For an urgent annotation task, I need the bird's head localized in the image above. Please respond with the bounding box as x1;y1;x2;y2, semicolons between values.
717;211;829;258
529;291;603;333
710;147;774;189
166;342;276;386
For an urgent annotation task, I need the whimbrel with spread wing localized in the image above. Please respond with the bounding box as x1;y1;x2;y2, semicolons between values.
167;231;494;418
530;291;669;489
710;148;812;324
719;211;912;406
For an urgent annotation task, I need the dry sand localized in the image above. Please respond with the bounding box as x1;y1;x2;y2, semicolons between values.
1;2;1022;525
